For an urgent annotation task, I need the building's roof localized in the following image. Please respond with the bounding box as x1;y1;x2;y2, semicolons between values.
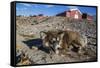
56;11;67;15
69;8;82;14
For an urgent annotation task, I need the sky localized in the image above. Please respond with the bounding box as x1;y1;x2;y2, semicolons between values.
16;3;97;16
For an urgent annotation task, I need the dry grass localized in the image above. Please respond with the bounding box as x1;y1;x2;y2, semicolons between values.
17;58;32;65
20;34;34;38
16;45;23;50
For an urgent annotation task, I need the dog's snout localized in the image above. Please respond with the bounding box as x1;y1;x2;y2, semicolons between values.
52;41;56;43
57;47;62;50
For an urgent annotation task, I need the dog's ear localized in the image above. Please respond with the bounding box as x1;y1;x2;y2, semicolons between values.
60;32;65;39
58;31;65;40
40;31;47;39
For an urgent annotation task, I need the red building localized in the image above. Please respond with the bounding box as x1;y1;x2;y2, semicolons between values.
87;15;93;21
67;9;82;20
56;8;93;22
56;9;82;20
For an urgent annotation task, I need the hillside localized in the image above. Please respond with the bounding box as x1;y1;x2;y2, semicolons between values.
16;16;97;65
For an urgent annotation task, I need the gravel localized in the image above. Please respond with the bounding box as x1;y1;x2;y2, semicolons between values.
16;16;97;65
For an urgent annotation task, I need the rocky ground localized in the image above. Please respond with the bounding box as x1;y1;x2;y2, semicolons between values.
16;16;97;65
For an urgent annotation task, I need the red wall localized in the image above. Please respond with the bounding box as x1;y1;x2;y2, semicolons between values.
87;15;93;21
66;10;82;20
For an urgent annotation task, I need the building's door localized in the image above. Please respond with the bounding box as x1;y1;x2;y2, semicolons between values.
74;11;78;19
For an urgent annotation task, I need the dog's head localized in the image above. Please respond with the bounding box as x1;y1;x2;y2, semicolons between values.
40;30;64;50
